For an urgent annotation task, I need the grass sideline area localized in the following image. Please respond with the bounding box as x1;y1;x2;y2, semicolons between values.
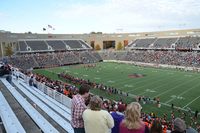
34;62;200;124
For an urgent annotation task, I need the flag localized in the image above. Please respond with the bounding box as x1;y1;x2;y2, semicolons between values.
48;24;53;28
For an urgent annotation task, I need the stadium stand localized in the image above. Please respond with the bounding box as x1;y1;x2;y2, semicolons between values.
64;40;85;49
98;51;127;60
13;80;74;133
153;38;178;48
79;40;91;49
1;78;60;133
134;38;157;48
126;36;200;49
19;80;71;120
91;51;103;61
26;40;49;51
79;51;99;63
176;37;200;49
56;51;80;65
0;91;26;133
32;53;60;68
46;40;67;51
126;39;138;48
19;80;71;114
16;39;92;52
18;41;28;51
8;55;39;70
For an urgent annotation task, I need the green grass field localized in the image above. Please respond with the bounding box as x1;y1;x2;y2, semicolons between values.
34;62;200;122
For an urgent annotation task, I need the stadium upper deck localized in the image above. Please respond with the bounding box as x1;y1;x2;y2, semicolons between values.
0;28;200;56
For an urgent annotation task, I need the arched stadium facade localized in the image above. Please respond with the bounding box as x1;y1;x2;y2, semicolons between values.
0;28;200;56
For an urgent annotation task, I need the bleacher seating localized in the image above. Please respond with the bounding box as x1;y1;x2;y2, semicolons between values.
99;51;127;60
18;81;72;125
126;37;200;49
56;51;80;65
79;40;91;48
134;38;156;47
16;39;91;52
64;40;84;49
13;79;74;133
1;78;60;133
153;38;177;48
20;81;71;114
79;51;98;63
91;52;103;61
18;41;28;51
176;37;200;49
8;55;38;70
33;53;60;68
46;40;67;51
0;91;26;133
126;39;139;47
26;40;48;51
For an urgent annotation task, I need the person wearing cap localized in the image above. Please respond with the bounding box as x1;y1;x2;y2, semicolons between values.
82;95;114;133
111;104;126;133
172;118;186;133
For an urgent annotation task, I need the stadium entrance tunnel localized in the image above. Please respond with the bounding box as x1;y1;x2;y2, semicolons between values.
103;41;115;49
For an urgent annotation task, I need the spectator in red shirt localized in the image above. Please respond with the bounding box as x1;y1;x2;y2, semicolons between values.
71;84;90;133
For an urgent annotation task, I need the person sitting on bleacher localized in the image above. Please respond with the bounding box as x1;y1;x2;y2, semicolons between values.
29;76;34;86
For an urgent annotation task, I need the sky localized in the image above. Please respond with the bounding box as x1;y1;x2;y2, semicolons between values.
0;0;200;34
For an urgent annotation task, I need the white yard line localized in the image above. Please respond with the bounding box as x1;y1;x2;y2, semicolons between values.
126;73;181;93
182;95;200;109
153;76;199;97
165;83;200;104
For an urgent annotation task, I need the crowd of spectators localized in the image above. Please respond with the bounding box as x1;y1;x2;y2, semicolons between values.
6;50;200;71
6;51;100;70
26;71;200;133
124;51;200;68
99;50;200;68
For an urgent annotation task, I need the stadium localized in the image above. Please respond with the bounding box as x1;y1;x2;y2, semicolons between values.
1;0;200;133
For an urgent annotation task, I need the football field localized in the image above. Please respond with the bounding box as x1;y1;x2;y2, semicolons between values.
34;62;200;115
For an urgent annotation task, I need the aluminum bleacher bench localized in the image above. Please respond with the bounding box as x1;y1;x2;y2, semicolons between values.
0;91;26;133
12;80;74;133
19;80;71;121
19;79;71;114
1;78;59;133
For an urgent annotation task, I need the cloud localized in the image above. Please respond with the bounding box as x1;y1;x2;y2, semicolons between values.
1;0;200;33
0;12;7;18
52;0;200;33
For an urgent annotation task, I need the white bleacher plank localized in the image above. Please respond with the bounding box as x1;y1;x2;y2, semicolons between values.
12;80;74;133
0;91;26;133
0;78;59;133
19;80;71;121
19;79;71;115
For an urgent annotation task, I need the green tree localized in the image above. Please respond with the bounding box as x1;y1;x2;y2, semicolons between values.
116;41;123;50
95;44;101;51
5;45;13;56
